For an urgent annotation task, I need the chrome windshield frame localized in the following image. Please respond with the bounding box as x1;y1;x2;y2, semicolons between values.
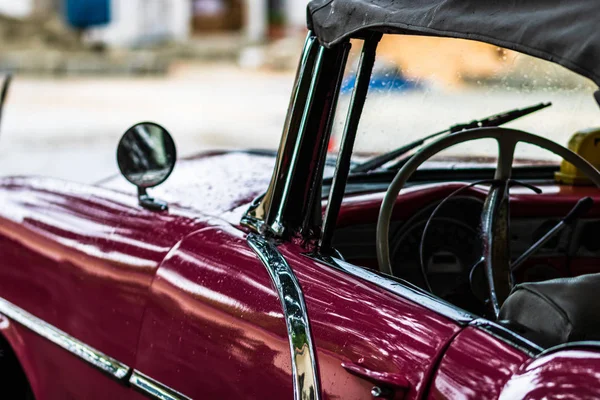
242;32;350;240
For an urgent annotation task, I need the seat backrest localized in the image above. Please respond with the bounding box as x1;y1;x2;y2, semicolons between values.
499;273;600;348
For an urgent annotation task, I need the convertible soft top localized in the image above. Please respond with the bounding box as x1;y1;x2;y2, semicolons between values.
307;0;600;86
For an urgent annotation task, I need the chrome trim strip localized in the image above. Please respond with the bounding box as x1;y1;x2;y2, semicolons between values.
309;254;546;355
0;297;130;380
470;318;543;356
0;297;193;399
537;341;600;358
130;371;191;400
309;253;475;324
248;233;321;400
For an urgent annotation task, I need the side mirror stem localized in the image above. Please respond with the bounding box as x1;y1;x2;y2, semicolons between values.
137;187;168;212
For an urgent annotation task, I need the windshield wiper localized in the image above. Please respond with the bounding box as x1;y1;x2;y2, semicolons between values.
351;101;552;174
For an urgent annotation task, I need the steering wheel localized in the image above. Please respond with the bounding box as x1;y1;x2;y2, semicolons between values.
376;127;600;318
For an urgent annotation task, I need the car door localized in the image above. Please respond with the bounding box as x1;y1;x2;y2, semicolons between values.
133;224;467;399
278;243;466;400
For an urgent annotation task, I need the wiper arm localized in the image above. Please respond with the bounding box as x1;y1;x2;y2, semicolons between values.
351;101;551;174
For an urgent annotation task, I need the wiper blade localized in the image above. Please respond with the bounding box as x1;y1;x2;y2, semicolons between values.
351;101;551;174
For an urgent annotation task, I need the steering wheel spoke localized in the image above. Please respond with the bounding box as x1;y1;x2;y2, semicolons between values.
495;137;518;180
481;180;511;318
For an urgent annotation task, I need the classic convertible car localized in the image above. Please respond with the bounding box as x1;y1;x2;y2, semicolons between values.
1;1;600;399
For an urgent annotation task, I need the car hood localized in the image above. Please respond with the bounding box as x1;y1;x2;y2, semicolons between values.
98;150;556;219
98;150;277;218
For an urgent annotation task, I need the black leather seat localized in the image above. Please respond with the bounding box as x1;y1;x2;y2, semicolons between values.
499;273;600;348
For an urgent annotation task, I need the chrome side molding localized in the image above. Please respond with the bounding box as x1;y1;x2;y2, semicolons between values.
130;370;191;400
0;297;191;399
0;297;130;380
248;233;321;400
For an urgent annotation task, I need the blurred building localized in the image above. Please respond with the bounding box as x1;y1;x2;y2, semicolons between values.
0;0;307;47
91;0;192;46
0;0;61;17
0;0;34;18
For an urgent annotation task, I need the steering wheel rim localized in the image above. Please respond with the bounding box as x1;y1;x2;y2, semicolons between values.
377;127;600;314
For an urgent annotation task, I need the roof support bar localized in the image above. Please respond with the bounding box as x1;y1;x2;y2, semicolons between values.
320;34;381;252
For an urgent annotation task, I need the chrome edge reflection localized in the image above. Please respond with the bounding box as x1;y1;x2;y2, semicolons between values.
310;253;475;324
0;297;130;380
130;370;191;400
309;254;544;356
247;233;321;400
470;318;543;356
536;341;600;358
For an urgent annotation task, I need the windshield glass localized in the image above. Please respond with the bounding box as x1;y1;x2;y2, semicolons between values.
332;35;599;165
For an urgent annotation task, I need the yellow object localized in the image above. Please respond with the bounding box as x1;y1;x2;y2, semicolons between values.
555;127;600;185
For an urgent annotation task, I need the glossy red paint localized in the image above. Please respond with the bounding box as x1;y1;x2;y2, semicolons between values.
428;326;530;399
0;315;147;399
133;224;294;399
500;347;600;399
0;314;41;398
0;177;210;395
0;151;599;398
278;243;462;400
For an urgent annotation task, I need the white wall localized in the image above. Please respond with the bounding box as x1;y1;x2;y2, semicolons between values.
245;0;267;43
0;0;33;18
170;0;191;40
285;0;306;30
91;0;191;47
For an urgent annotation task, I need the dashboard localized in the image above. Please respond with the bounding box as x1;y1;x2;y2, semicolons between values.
332;183;600;314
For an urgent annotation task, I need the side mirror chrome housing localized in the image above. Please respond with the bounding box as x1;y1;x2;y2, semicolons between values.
116;122;177;212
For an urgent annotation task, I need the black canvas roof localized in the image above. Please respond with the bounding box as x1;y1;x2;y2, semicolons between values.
307;0;600;86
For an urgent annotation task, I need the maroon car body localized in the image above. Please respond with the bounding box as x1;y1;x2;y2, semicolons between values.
1;152;599;399
1;1;600;399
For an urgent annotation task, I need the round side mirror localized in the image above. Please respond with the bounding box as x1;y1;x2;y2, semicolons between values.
117;122;176;211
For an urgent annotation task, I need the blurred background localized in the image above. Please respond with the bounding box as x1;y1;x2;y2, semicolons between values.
0;0;598;183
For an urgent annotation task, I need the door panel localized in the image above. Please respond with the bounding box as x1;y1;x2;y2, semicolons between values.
279;244;463;400
427;326;530;399
136;227;466;399
133;225;293;399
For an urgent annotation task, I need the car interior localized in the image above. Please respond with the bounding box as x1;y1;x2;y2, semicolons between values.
331;180;600;348
325;36;600;349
